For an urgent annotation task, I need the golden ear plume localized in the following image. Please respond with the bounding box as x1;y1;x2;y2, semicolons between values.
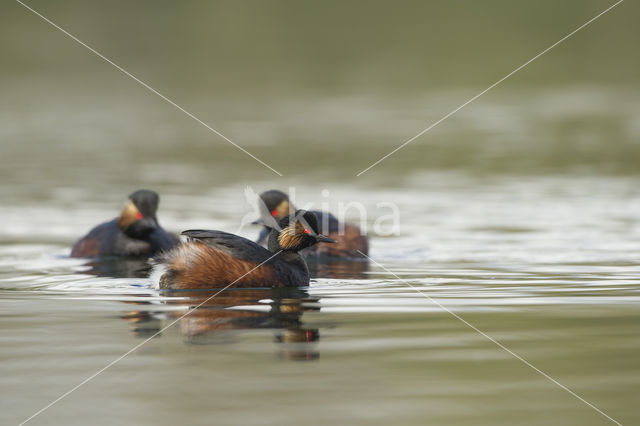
117;200;142;230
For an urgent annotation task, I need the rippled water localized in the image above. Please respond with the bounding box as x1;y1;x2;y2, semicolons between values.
3;1;640;424
2;174;639;425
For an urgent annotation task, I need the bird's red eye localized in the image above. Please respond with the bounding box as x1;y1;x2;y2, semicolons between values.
304;228;310;234
136;212;143;220
271;210;278;216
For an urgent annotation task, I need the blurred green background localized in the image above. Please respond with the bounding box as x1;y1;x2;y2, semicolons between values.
2;4;640;425
1;0;638;191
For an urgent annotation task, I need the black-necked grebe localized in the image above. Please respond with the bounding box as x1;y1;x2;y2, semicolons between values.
254;189;368;258
156;210;334;289
71;189;179;258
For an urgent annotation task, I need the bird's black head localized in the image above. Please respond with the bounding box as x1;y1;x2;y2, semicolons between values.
268;210;335;252
118;189;161;238
129;189;159;219
253;190;293;227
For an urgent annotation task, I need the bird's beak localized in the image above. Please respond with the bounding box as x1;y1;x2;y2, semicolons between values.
315;234;336;243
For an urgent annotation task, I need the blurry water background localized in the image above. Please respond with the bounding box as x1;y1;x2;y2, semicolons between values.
1;1;639;425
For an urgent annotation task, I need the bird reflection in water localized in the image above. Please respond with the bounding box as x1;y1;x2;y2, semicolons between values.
120;287;322;361
81;255;362;361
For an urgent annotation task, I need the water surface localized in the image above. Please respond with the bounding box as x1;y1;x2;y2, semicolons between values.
1;175;639;425
1;1;640;425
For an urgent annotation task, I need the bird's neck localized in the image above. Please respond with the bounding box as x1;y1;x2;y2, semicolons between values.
278;250;309;279
277;250;304;264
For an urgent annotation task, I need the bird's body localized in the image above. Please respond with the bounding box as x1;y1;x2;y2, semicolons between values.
310;221;368;258
156;210;334;289
70;190;178;258
72;219;170;257
157;231;308;289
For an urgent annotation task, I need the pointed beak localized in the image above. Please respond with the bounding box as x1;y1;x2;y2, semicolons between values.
315;234;336;243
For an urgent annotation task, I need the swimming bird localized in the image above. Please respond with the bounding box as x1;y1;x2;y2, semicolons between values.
254;189;368;258
156;210;335;289
71;189;179;258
